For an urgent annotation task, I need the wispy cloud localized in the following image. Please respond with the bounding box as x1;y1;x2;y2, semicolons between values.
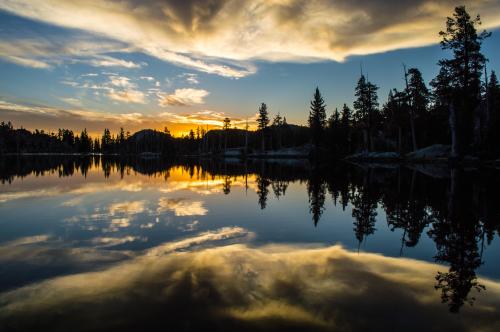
1;0;500;78
179;73;199;85
109;200;146;216
64;74;147;104
0;99;237;135
108;89;145;104
158;88;209;107
90;236;146;248
0;36;141;69
59;97;83;107
0;55;51;69
87;55;142;69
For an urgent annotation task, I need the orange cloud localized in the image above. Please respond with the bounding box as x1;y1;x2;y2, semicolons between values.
0;100;239;136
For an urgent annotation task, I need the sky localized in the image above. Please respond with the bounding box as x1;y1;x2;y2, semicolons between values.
0;0;500;137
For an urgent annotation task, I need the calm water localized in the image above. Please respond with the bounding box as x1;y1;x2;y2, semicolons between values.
0;156;499;331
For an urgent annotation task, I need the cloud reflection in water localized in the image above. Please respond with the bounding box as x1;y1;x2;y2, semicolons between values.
1;228;499;332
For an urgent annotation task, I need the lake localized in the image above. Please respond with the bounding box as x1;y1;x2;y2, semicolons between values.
1;156;499;331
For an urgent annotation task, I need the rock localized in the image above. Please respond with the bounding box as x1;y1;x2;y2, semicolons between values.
406;145;450;160
346;151;400;160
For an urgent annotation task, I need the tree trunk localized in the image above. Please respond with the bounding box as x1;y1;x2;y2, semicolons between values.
277;129;281;150
224;132;227;153
473;103;482;151
410;110;418;152
261;130;265;153
449;103;459;158
398;126;402;155
347;131;352;155
244;128;248;156
369;129;374;152
363;129;368;152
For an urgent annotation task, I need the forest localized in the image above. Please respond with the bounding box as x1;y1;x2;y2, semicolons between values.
1;6;499;161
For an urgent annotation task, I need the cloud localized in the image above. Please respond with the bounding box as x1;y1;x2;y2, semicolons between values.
0;36;139;69
86;55;142;68
0;188;61;203
1;0;500;78
1;240;500;331
0;99;242;135
160;175;259;195
90;235;146;248
59;97;82;107
180;73;199;85
108;200;146;216
0;55;51;69
157;197;208;216
0;176;146;204
2;235;51;247
66;73;147;104
158;88;209;107
108;89;145;103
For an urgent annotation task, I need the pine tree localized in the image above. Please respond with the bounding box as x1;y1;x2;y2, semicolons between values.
272;113;283;149
272;112;282;127
257;103;269;152
340;103;353;154
406;67;430;150
102;128;111;153
327;108;340;153
79;128;91;153
438;5;490;155
93;138;100;153
308;87;327;148
487;71;500;153
383;89;408;153
223;117;231;130
354;75;379;151
223;117;230;152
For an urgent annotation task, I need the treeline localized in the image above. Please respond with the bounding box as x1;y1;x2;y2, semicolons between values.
0;123;178;155
0;120;310;156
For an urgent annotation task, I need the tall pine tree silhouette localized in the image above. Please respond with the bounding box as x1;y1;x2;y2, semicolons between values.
308;87;327;149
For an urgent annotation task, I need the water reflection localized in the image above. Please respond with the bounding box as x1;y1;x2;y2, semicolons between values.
1;231;499;332
1;156;500;320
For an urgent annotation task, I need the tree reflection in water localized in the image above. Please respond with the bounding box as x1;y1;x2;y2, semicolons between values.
1;155;499;312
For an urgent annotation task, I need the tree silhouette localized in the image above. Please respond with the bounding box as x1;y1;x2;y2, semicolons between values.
405;67;430;151
272;180;288;199
438;6;490;156
486;71;500;154
340;104;352;154
257;103;269;153
223;117;230;152
256;175;270;209
307;172;326;226
351;171;378;245
354;75;379;152
222;175;231;195
308;87;327;149
428;169;485;312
